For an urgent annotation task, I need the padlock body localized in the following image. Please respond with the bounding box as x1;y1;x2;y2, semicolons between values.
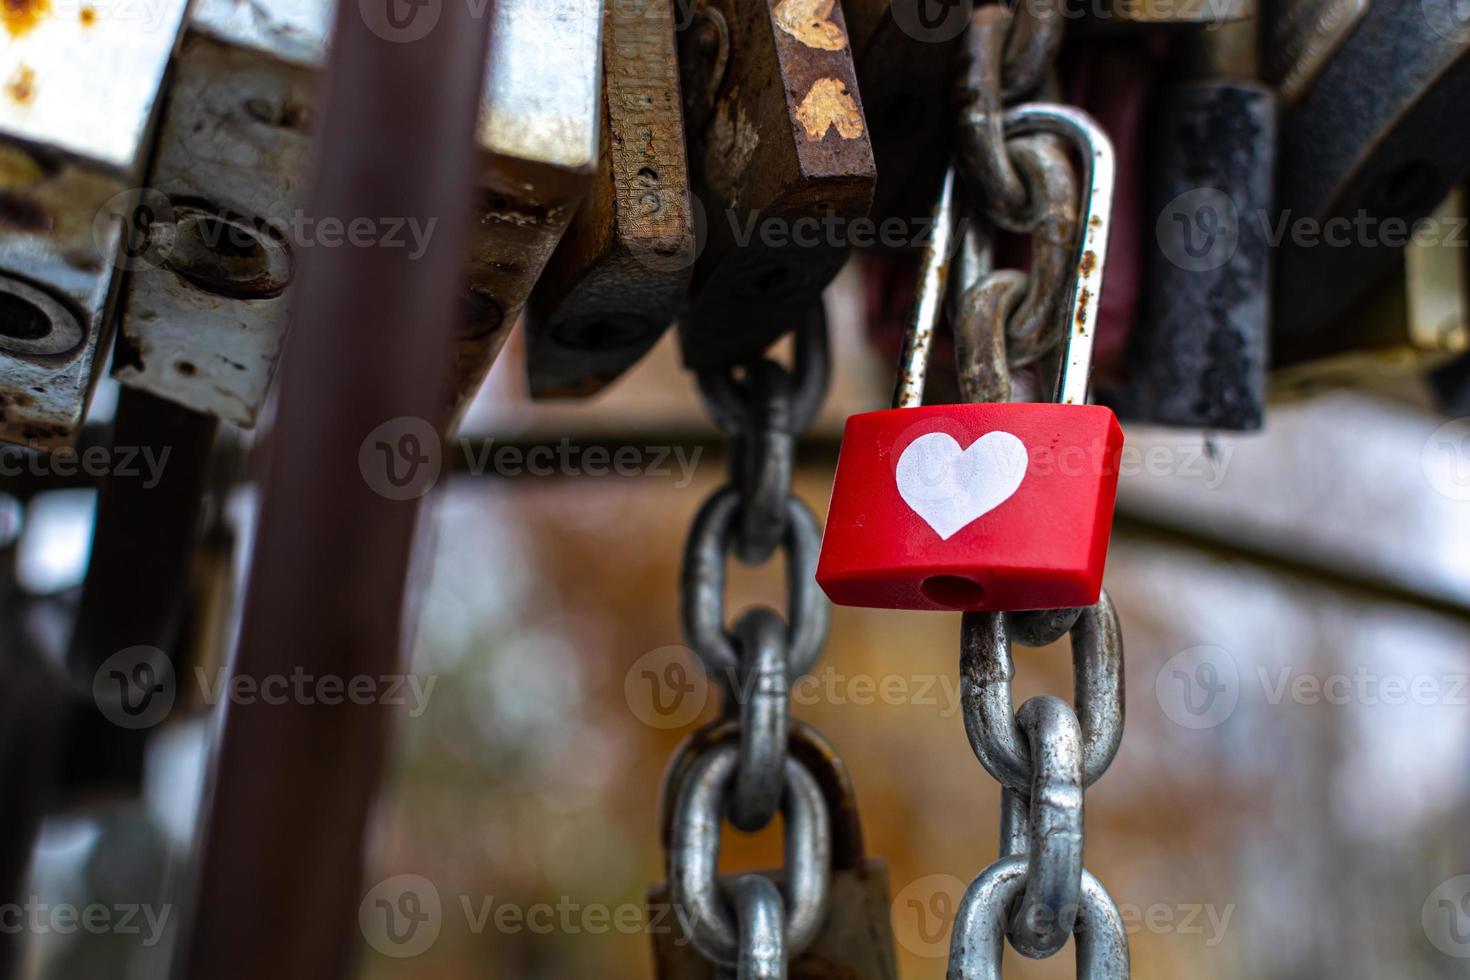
817;403;1123;612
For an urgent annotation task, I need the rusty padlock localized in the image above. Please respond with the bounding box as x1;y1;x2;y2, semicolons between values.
524;0;697;398
0;0;190;447
110;0;328;425
647;720;898;979
676;0;876;369
112;0;603;427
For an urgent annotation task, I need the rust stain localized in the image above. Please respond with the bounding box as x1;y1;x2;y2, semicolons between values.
6;64;35;105
773;0;846;51
795;78;863;141
1078;250;1096;277
1075;287;1092;325
2;0;47;36
79;4;95;24
0;144;43;187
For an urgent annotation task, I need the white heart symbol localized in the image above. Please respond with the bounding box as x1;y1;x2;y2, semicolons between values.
895;431;1028;540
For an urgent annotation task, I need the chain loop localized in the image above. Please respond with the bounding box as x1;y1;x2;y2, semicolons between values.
669;744;832;967
1003;136;1079;366
728;609;791;832
959;593;1125;794
1000;0;1065;100
954;269;1026;405
731;875;786;980
696;307;828;565
680;488;829;684
958;6;1033;230
946;857;1131;979
696;305;830;436
1009;606;1085;648
728;361;796;564
1007;696;1084;959
665;306;840;975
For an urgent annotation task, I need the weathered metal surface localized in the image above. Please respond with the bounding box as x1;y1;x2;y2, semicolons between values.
525;0;696;398
111;0;330;425
114;0;601;428
459;0;603;417
1122;23;1276;431
1274;0;1470;362
0;0;190;447
1261;0;1368;105
841;0;962;239
677;0;875;369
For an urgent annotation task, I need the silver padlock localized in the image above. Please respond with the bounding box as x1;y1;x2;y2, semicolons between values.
109;0;330;425
0;0;190;447
113;0;603;426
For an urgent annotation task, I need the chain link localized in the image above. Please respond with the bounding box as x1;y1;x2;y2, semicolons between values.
945;8;1132;976
661;307;842;976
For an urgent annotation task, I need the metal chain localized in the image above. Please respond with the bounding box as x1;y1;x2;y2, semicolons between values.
664;308;840;978
945;8;1132;978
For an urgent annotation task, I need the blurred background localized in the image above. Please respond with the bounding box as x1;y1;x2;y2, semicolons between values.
7;265;1470;979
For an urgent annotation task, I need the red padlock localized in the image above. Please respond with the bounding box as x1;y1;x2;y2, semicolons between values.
817;106;1123;613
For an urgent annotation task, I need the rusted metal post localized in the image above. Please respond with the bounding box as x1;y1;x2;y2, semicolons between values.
176;0;491;974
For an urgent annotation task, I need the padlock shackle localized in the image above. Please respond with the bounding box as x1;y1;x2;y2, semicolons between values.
1002;104;1115;407
892;167;957;410
894;106;1113;410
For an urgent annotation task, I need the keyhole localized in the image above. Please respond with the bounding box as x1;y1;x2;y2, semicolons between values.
920;575;987;610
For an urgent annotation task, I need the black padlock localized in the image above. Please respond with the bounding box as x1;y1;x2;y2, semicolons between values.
675;0;876;369
1118;15;1276;430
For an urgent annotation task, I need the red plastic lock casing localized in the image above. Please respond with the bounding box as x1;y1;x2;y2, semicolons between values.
816;403;1124;612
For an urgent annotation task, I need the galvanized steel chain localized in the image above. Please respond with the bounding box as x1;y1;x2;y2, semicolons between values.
665;306;841;977
955;1;1081;405
942;8;1132;979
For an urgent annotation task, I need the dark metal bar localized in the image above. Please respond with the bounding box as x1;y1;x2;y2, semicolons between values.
0;531;60;980
62;387;217;803
177;0;491;974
